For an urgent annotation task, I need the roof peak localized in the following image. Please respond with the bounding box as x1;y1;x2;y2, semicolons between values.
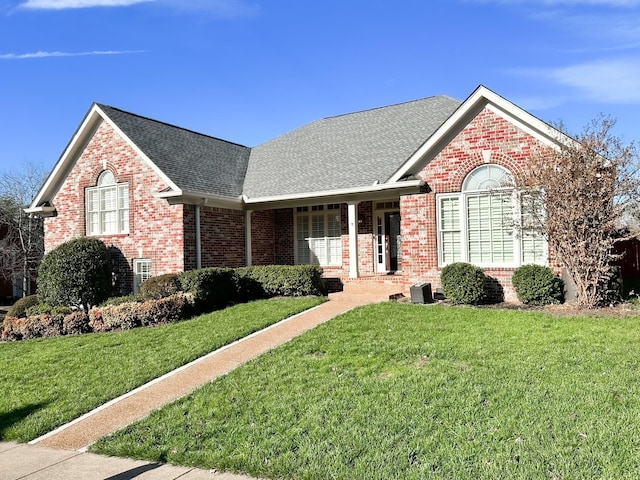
323;94;459;121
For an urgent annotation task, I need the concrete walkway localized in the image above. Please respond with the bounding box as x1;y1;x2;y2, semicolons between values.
1;287;400;479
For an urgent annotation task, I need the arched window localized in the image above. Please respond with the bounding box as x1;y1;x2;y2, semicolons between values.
85;170;129;235
437;165;545;267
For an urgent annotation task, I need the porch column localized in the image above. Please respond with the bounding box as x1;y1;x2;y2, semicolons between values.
348;202;359;278
245;210;252;266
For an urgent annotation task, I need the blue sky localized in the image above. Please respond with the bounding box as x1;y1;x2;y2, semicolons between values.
1;0;640;179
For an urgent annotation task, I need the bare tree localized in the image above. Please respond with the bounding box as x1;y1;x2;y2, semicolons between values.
520;116;640;308
0;162;47;297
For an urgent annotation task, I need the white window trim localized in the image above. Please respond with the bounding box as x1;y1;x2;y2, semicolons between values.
436;188;547;268
133;259;152;294
85;171;130;236
294;204;342;266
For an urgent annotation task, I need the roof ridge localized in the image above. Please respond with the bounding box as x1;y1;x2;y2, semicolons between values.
323;94;459;121
95;103;249;149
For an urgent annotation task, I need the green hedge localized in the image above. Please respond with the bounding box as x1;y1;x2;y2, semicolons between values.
2;265;326;341
7;295;39;318
235;265;326;299
140;273;181;300
178;268;237;313
512;264;564;305
440;262;486;305
37;237;112;311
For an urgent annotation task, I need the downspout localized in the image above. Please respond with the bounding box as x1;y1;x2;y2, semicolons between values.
245;210;252;266
195;202;204;269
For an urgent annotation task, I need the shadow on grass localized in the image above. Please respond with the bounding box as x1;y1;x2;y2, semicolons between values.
0;402;49;440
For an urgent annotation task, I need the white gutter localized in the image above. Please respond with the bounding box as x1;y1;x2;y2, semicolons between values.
155;190;244;210
24;206;56;217
243;180;424;209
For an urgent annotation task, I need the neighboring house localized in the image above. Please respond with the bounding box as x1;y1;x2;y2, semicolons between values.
27;85;563;301
0;221;39;300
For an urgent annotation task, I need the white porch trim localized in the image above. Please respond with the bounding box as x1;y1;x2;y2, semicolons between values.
348;202;359;278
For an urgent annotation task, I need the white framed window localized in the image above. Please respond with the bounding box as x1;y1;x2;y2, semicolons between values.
86;170;129;236
295;204;342;266
133;259;151;294
437;165;546;267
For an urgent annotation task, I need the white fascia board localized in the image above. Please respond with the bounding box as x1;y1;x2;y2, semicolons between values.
29;104;103;209
29;104;181;210
243;180;424;210
388;85;571;184
155;190;244;210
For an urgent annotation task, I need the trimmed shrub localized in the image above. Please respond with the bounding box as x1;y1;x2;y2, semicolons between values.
140;273;181;300
89;293;193;332
25;304;72;318
62;311;92;335
441;262;486;305
38;237;112;311
1;314;64;340
178;268;237;312
100;294;145;306
7;295;39;318
235;265;326;299
512;264;564;305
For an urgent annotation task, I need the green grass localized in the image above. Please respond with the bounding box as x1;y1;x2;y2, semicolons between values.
92;303;640;479
0;297;323;441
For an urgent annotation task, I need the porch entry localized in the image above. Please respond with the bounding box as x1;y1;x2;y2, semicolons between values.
374;200;401;273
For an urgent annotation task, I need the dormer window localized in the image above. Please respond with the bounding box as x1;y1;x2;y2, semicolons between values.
86;170;129;235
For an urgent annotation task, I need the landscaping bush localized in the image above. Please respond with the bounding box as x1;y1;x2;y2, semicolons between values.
89;293;193;332
140;273;181;300
440;262;486;305
235;265;326;299
178;268;237;312
62;311;92;335
1;313;63;340
1;310;90;341
38;237;112;311
7;295;39;318
25;304;72;318
512;264;564;305
100;294;145;306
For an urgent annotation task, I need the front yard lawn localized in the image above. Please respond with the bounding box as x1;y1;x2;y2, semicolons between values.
93;303;640;479
0;297;323;441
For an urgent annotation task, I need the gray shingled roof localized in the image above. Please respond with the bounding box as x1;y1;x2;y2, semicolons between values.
243;95;461;199
98;104;251;197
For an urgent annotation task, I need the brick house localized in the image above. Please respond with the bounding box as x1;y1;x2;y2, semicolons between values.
27;86;563;300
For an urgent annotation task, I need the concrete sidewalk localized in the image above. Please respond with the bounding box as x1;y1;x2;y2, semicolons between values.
2;287;400;479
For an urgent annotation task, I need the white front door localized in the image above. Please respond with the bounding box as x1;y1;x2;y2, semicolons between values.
374;210;401;273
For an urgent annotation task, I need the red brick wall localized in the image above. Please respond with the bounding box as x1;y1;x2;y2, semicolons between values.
400;107;550;301
251;210;276;265
44;119;186;294
198;206;246;268
274;208;294;265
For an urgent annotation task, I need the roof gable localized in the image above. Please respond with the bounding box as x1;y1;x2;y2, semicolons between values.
389;85;566;183
29;104;251;211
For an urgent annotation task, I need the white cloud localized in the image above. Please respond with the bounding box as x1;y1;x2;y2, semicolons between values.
18;0;258;15
157;0;259;17
551;58;640;102
510;59;640;103
471;0;640;6
0;50;144;59
20;0;152;8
